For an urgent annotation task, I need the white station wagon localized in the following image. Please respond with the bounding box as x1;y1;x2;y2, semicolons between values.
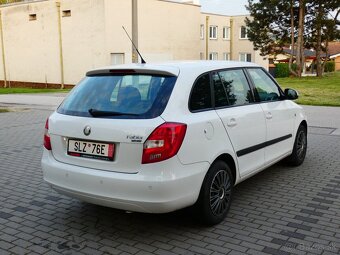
42;61;307;225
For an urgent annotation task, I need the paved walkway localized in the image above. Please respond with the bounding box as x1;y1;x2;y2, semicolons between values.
302;105;340;135
0;108;339;255
0;93;66;110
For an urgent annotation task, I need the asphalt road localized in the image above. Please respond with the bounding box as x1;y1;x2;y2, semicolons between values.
0;95;339;255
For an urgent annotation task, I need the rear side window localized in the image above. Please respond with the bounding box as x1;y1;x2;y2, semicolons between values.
247;68;281;102
58;74;177;119
213;69;253;107
212;72;229;107
189;73;212;111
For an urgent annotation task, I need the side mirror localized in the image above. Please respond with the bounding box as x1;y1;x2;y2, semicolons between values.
284;88;299;100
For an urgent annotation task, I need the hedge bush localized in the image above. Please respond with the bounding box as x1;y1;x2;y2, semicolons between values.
324;61;335;72
275;63;289;78
275;63;296;78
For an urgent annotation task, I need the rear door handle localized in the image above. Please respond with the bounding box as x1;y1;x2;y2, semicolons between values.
266;112;273;119
227;118;237;127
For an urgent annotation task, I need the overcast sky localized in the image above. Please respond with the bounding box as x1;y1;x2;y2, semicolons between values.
200;0;250;16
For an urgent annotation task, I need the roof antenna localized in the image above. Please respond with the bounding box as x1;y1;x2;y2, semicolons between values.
122;26;146;64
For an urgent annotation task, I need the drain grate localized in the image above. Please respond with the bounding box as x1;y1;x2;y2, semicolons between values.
308;126;337;135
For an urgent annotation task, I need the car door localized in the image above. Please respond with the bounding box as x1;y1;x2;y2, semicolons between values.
213;68;267;178
176;72;235;165
246;68;295;165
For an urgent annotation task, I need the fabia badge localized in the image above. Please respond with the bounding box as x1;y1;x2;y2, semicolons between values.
127;134;143;143
83;125;91;136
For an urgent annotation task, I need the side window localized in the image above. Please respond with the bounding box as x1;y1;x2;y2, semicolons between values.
189;73;212;111
213;69;253;107
212;72;228;107
247;68;281;102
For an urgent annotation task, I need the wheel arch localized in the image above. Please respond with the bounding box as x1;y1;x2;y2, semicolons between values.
300;120;307;132
213;153;238;185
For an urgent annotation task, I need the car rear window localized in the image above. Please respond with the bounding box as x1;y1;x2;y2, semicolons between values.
57;73;177;119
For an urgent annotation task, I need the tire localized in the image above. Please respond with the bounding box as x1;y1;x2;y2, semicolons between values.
285;125;307;166
194;160;234;225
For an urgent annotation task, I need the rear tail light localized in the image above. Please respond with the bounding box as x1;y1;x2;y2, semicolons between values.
44;118;52;150
142;122;187;164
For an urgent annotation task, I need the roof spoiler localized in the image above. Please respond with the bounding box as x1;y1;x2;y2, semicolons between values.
86;69;177;77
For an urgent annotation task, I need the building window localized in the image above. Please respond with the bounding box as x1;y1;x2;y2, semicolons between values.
223;26;230;39
200;24;204;39
240;26;248;39
223;53;230;61
239;53;252;62
110;53;125;65
209;52;218;60
29;14;37;21
209;26;218;39
62;10;71;17
200;52;204;60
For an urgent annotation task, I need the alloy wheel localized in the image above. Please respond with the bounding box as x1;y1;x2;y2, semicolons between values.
296;130;307;160
209;170;232;216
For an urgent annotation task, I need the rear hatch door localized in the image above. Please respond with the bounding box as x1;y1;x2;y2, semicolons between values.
49;113;164;173
49;68;178;173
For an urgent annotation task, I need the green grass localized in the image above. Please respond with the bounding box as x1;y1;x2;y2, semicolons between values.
0;88;70;94
0;108;10;113
276;71;340;107
0;72;339;106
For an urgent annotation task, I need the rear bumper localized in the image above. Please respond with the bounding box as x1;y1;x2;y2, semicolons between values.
41;150;209;213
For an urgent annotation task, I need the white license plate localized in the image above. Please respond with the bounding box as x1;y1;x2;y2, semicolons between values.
67;139;114;161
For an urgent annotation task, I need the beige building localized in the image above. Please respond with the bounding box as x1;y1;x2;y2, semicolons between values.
0;0;268;87
199;13;267;67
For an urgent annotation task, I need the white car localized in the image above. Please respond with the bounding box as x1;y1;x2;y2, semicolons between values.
42;61;307;225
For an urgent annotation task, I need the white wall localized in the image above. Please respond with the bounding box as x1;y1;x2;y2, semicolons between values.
138;0;201;62
0;1;60;84
0;0;268;86
0;0;107;85
61;0;106;84
104;0;133;65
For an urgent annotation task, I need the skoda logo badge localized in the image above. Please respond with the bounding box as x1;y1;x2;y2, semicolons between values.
83;125;91;136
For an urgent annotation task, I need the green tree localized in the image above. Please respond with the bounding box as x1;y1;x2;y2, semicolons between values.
246;0;339;78
295;0;306;77
245;0;305;76
245;0;291;56
307;1;339;76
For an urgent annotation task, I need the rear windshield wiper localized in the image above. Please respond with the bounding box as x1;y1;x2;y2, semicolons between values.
89;108;139;117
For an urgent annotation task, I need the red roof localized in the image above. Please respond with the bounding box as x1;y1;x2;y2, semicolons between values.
327;42;340;56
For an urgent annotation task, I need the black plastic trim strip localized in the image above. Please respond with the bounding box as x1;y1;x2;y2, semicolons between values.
236;134;292;157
